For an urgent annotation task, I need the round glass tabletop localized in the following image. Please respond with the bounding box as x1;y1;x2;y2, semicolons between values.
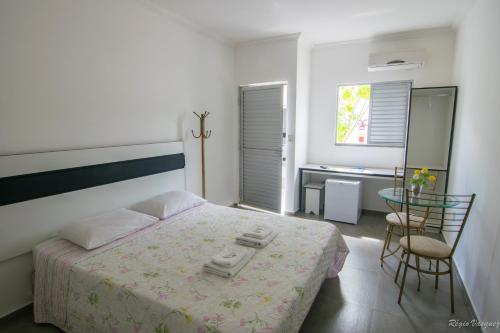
378;187;459;208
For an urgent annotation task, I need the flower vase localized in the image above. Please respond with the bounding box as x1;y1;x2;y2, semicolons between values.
411;184;422;197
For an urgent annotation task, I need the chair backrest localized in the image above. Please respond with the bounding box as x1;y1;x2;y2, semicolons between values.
393;166;404;189
393;166;440;192
404;189;476;257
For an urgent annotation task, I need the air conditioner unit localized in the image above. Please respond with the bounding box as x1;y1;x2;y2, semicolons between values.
368;50;426;72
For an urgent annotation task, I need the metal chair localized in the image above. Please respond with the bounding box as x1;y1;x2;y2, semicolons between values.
380;167;438;267
395;190;476;313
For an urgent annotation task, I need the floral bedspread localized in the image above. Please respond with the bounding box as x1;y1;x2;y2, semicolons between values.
34;203;348;333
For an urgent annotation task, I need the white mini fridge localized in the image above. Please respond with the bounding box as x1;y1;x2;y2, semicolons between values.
324;179;363;224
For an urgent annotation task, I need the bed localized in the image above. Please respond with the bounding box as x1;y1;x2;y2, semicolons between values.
34;202;348;333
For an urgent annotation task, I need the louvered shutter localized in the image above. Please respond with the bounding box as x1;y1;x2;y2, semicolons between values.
367;81;411;147
240;85;284;212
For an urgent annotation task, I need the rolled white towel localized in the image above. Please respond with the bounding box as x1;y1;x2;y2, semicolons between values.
203;248;256;278
236;230;279;249
242;224;273;239
211;245;251;268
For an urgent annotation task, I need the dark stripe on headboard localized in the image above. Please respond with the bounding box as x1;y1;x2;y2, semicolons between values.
0;153;185;206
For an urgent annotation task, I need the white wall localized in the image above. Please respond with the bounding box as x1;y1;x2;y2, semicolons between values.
308;29;456;169
0;0;237;317
235;35;299;213
448;0;500;328
294;37;312;211
306;30;456;212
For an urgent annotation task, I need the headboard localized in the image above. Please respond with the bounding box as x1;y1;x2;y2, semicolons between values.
0;141;185;262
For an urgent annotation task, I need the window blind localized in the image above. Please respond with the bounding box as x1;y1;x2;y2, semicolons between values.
367;81;411;147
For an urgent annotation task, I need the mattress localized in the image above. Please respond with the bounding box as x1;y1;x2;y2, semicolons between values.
34;203;349;333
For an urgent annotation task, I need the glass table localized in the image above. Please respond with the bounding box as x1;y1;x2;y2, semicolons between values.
378;187;459;208
377;187;458;265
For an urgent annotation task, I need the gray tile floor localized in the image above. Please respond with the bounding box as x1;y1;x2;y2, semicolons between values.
0;211;478;333
297;211;479;333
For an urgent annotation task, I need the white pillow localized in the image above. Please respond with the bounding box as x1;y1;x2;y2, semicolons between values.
59;208;158;250
130;191;206;219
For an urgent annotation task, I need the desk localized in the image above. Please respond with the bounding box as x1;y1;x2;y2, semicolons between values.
299;164;402;212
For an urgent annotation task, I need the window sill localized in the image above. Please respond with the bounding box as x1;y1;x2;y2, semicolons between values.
334;143;405;148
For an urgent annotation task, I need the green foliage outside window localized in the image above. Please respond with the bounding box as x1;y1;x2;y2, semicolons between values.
336;85;371;144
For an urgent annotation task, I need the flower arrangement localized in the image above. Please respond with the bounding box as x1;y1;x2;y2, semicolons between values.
411;167;437;194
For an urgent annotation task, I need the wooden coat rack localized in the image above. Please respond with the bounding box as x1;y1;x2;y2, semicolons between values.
191;111;212;198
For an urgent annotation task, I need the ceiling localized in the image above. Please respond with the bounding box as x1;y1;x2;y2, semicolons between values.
148;0;476;44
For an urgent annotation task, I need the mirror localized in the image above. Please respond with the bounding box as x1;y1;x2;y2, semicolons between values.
405;87;457;192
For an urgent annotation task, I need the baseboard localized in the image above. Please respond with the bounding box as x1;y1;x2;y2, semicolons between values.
0;301;33;320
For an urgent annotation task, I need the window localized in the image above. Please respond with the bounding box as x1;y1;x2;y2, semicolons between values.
336;81;411;147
